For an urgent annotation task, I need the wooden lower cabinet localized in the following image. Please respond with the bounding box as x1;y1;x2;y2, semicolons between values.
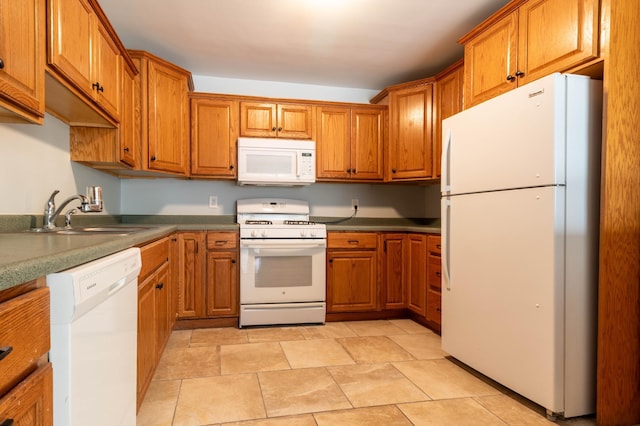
327;232;378;313
0;279;52;425
407;234;428;316
425;235;442;330
137;237;172;409
175;231;239;323
381;233;408;309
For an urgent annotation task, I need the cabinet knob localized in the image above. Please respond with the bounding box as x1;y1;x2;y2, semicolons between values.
272;127;277;131
92;82;104;92
515;70;525;77
346;168;351;173
506;74;516;82
229;164;234;170
436;307;441;312
151;155;157;161
0;58;4;69
278;127;282;131
353;169;356;174
231;259;236;264
123;147;130;152
0;346;13;361
392;168;397;173
156;282;164;290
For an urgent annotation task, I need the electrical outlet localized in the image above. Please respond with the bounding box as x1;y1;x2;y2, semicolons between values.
351;198;359;211
209;196;218;209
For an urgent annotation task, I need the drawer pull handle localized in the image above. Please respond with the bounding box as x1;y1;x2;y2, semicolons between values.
436;244;441;249
0;346;13;362
215;241;227;246
348;240;359;244
436;307;441;312
1;419;14;426
435;272;441;277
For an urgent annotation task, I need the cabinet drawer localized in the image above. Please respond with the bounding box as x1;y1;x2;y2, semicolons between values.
206;232;238;250
0;287;50;397
328;232;377;249
426;291;442;324
427;235;441;255
139;237;170;281
0;362;52;424
428;255;442;291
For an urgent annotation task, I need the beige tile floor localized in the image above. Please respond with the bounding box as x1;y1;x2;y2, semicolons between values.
137;319;597;426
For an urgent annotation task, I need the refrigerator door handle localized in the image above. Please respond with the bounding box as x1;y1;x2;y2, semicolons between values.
442;198;451;290
442;129;452;194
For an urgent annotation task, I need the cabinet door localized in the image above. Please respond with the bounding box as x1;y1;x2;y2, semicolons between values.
119;65;139;168
389;84;434;179
154;263;171;356
0;363;52;426
0;0;45;122
407;234;427;316
435;64;463;178
351;108;384;180
205;251;238;317
94;20;121;118
48;0;94;96
137;272;155;406
464;12;518;108
327;250;377;312
147;59;189;174
191;97;238;178
381;234;407;309
277;103;313;139
240;101;277;137
517;0;599;85
177;232;204;318
316;106;351;179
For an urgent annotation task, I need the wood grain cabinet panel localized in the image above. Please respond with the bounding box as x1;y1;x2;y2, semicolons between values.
205;231;239;318
407;234;427;316
241;101;313;139
0;0;45;124
388;83;434;180
190;95;238;178
462;0;600;107
176;232;205;319
434;61;464;178
317;106;383;181
381;233;408;310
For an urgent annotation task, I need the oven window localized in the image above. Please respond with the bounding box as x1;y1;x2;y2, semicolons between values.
255;256;312;288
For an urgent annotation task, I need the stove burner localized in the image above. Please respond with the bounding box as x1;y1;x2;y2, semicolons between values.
283;220;314;225
245;220;272;225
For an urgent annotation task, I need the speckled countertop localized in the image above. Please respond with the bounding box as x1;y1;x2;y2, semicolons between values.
0;215;440;291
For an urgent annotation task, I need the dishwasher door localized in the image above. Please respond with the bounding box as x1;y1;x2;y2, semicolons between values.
48;248;141;426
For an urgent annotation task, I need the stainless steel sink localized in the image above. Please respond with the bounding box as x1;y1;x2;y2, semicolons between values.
28;226;150;235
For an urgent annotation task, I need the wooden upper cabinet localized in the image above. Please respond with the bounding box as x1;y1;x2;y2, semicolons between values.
130;50;193;176
240;101;313;139
351;108;384;180
48;0;122;119
517;0;599;85
462;0;600;108
317;106;351;179
388;83;434;180
0;0;45;124
463;12;518;108
190;95;238;178
316;105;384;181
434;60;464;178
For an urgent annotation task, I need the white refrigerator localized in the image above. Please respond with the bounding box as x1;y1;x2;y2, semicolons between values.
441;73;601;419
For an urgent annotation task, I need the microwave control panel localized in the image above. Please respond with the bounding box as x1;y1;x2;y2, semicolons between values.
299;152;315;177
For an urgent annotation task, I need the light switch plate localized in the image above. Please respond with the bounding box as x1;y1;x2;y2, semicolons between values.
209;196;218;209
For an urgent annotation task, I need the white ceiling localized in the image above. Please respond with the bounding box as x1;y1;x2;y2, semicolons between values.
99;0;509;91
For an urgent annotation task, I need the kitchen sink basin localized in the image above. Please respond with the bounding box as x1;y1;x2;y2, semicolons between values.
28;226;150;235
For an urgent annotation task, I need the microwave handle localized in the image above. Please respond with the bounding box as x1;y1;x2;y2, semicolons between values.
296;152;301;177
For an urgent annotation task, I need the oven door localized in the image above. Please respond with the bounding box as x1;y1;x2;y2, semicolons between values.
240;238;326;304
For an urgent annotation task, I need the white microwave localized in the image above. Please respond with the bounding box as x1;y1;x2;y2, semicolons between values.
237;137;316;186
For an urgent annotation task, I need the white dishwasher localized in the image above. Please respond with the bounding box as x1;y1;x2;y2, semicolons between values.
47;247;141;426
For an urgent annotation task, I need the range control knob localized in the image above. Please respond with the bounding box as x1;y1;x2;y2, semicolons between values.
310;229;317;237
261;230;268;238
251;230;258;238
300;230;307;237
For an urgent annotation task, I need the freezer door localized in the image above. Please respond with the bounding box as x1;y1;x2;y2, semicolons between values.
442;73;570;195
442;186;565;413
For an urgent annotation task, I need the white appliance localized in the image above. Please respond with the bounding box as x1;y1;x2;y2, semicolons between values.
47;248;142;426
237;137;316;186
441;73;601;419
237;198;326;327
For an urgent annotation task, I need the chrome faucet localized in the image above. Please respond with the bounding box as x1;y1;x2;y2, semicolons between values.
43;187;104;229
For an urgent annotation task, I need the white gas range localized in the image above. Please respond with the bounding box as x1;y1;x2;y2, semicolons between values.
237;198;327;327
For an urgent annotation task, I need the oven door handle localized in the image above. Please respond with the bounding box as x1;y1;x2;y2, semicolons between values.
240;240;326;249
